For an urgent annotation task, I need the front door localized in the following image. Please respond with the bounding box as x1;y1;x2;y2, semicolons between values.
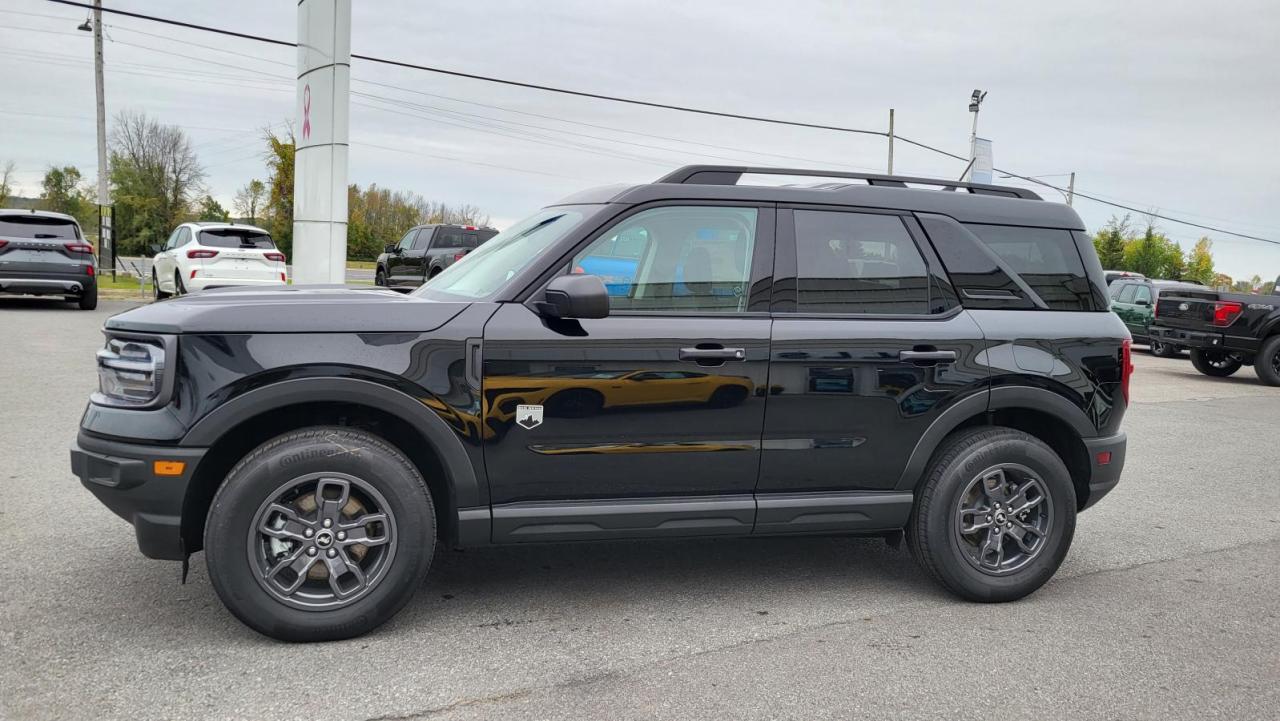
387;229;419;286
756;207;989;533
1110;282;1145;337
482;203;775;542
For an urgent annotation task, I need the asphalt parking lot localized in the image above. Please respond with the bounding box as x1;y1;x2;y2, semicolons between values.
3;298;1278;721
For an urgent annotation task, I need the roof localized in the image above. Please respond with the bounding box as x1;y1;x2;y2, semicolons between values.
551;166;1085;229
183;221;270;234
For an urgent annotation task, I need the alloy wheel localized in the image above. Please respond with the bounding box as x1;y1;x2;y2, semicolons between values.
247;472;398;610
954;463;1053;575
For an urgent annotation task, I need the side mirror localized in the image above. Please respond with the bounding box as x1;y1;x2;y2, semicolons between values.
384;244;397;255
150;243;163;255
537;274;610;319
1135;299;1150;307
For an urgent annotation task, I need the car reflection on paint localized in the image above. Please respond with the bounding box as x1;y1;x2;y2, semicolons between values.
487;369;755;420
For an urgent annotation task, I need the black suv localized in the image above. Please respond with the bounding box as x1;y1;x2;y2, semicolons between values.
0;209;98;309
71;166;1130;641
374;223;498;289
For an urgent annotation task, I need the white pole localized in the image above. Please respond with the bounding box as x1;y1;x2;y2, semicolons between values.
293;0;351;284
92;0;107;209
887;108;895;175
1066;171;1076;206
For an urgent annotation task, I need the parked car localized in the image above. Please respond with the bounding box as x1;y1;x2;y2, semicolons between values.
150;222;286;298
1108;278;1209;356
1104;269;1145;285
1150;284;1280;384
375;223;498;290
0;209;96;309
71;165;1130;641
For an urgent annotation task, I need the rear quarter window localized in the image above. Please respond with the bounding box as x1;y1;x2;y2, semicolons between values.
0;215;80;239
965;224;1098;311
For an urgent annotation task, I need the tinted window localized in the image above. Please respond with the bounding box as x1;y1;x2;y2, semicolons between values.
794;210;931;314
0;215;80;239
1116;283;1138;303
396;230;417;251
573;206;757;312
1133;285;1152;305
916;215;1035;310
432;229;480;249
198;229;274;249
966;224;1096;311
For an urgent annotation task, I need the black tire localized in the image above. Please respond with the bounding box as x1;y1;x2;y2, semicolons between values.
174;271;187;296
374;269;386;287
428;266;443;279
77;284;98;310
907;426;1076;603
708;384;749;408
1254;335;1280;386
153;271;170;300
205;427;436;642
546;388;604;418
1150;339;1179;358
1190;348;1242;377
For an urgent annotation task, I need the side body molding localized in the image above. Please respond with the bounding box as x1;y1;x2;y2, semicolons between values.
893;385;1098;491
181;377;484;512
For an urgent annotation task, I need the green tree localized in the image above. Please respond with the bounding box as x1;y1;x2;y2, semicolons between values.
1122;219;1184;279
263;127;295;257
194;194;229;222
40;165;96;231
1183;237;1216;286
1092;215;1129;269
0;160;15;207
109;111;205;255
233;179;266;224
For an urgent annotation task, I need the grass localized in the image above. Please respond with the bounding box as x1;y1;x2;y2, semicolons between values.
347;260;377;270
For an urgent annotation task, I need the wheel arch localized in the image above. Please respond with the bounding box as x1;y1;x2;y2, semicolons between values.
179;377;485;553
896;386;1096;510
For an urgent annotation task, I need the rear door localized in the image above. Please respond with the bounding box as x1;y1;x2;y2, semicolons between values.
1110;282;1141;335
757;207;987;533
481;202;774;542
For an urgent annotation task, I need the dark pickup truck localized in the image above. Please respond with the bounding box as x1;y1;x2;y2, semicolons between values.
1150;284;1280;385
374;223;497;290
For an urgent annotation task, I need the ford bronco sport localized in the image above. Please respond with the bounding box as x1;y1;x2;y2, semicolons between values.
71;166;1130;641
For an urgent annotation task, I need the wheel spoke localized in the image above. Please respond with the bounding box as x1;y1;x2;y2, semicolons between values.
978;527;1004;569
314;478;351;523
339;513;391;547
259;503;314;542
979;469;1010;504
322;549;368;600
265;547;318;595
1005;482;1044;515
959;506;993;534
1006;522;1043;554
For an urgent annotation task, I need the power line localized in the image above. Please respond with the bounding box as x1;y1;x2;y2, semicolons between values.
38;0;1280;245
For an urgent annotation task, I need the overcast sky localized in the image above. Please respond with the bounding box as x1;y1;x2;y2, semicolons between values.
2;0;1277;278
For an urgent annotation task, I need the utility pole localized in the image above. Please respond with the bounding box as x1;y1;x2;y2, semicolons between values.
887;108;895;175
964;89;987;182
79;2;110;274
1066;171;1075;206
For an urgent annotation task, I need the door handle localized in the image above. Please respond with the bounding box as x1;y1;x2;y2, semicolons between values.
899;349;957;364
679;347;746;363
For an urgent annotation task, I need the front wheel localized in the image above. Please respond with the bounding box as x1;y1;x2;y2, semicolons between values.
907;426;1076;602
1190;348;1242;377
204;427;436;642
374;269;386;286
1254;335;1280;386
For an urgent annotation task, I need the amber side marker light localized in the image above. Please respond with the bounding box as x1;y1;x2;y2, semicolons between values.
153;460;186;476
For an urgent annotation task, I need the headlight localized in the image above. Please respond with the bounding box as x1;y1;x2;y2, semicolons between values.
94;336;171;408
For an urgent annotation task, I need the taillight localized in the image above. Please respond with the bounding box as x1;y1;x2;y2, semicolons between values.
1212;301;1242;327
453;252;466;262
191;269;199;279
1121;338;1133;404
64;242;94;254
0;239;8;249
1152;300;1159;319
463;225;477;230
264;252;286;262
187;249;218;259
86;264;95;277
280;272;286;282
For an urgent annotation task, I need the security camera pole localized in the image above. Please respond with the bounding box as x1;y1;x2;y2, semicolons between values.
963;89;990;184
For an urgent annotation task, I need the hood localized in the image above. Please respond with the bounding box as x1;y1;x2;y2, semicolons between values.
104;285;469;334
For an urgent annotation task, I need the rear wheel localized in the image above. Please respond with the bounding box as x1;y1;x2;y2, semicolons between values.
1190;348;1242;377
908;426;1076;602
1150;340;1180;358
204;427;436;642
174;270;187;296
428;266;443;279
1254;335;1280;386
77;284;98;310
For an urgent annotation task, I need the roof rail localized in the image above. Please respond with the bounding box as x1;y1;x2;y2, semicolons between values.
654;165;1042;200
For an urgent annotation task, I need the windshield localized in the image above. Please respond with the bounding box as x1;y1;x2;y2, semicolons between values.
199;229;275;249
414;206;592;300
0;215;80;239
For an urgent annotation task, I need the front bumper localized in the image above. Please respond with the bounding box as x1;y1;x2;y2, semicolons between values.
70;431;206;560
1081;432;1126;510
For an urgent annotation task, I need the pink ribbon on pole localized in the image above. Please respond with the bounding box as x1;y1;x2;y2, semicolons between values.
302;84;311;140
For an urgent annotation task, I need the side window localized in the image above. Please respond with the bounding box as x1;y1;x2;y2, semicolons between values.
431;229;474;249
396;230;417;252
1117;283;1138;303
177;227;192;246
572;206;758;313
163;228;181;251
1133;285;1153;305
1108;282;1125;299
965;224;1096;311
411;229;433;250
793;210;932;314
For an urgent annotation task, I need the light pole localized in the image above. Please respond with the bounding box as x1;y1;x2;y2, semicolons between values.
963;89;987;182
78;2;110;273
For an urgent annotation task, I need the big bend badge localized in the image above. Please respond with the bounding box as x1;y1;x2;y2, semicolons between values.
516;404;544;430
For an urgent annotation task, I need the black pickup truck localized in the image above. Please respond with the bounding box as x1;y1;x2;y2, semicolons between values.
1150;282;1280;385
374;223;498;290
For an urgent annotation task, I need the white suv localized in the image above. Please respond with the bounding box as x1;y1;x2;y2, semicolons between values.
152;222;287;297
